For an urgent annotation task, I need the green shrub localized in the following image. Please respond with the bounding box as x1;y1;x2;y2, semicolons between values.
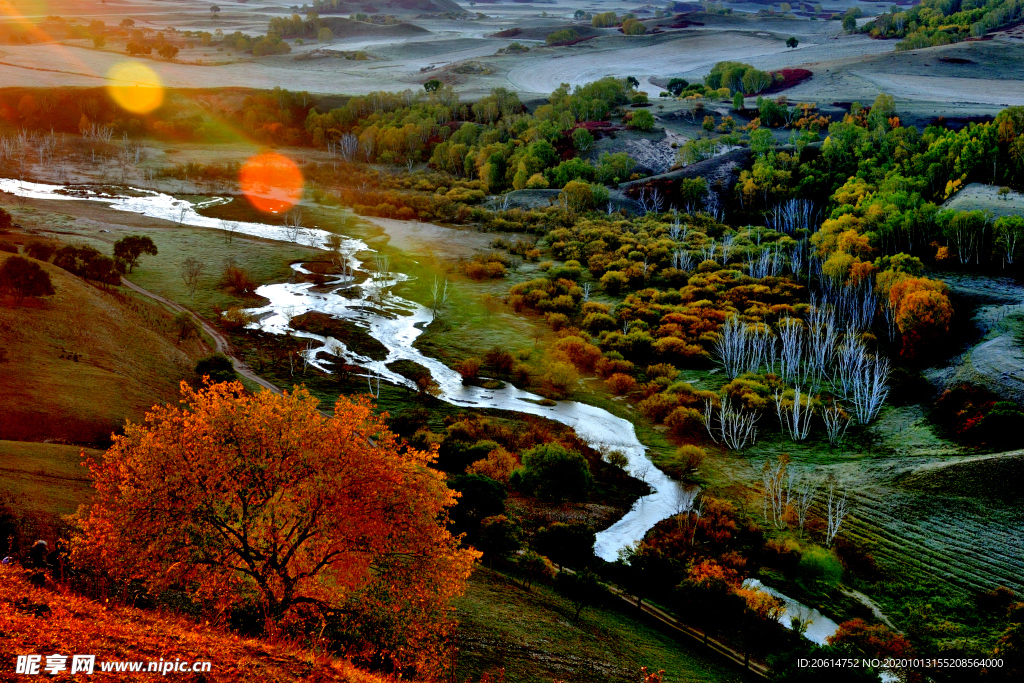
799;546;843;588
0;255;54;301
534;521;596;568
546;29;579;45
511;443;592;501
194;353;236;383
631;109;655;130
621;18;646;35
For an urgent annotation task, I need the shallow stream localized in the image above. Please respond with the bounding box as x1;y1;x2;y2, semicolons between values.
0;179;689;562
1;179;843;644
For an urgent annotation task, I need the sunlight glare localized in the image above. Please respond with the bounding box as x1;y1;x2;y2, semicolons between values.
106;62;164;114
239;152;304;214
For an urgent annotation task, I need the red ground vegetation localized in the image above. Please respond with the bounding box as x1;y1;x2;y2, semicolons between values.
0;566;387;683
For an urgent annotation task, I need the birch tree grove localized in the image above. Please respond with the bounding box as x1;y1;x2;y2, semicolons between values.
747;245;785;279
699;238;717;264
848;353;891;423
761;456;792;529
430;275;451;317
284;210;303;242
806;299;839;392
820;277;877;332
793;474;815;535
825;475;850;546
765;198;818;236
759;461;844;543
714;316;776;379
704;398;760;450
777;317;804;384
774;385;813;441
822;404;851;445
671;248;695;271
710;304;891;450
338;132;358;162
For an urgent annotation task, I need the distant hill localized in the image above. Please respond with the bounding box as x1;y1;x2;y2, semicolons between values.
315;0;464;16
0;565;389;683
0;251;206;447
389;0;464;13
321;16;431;38
489;24;602;41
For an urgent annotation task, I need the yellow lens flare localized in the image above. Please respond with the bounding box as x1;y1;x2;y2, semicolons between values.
239;152;304;214
106;62;164;114
1;1;61;44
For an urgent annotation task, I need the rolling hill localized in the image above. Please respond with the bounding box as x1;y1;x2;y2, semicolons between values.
0;250;208;447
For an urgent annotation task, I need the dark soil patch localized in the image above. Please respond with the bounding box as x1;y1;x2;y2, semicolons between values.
321;16;431;38
386;358;432;384
290;311;389;360
897;453;1024;500
494;24;601;42
547;35;598;48
746;68;813;96
195;196;276;224
620;147;751;205
930;114;996;131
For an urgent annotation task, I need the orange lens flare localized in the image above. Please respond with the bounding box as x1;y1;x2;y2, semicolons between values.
106;62;164;114
239;152;304;214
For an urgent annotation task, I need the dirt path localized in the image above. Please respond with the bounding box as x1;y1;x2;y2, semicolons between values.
120;277;281;395
839;587;898;631
605;585;769;679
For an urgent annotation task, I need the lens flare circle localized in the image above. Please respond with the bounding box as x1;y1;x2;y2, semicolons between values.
239;152;304;214
106;62;164;114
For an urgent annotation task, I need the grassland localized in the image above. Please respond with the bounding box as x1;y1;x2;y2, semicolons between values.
454;567;755;683
0;440;100;517
944;183;1024;219
350;216;559;368
0;249;208;446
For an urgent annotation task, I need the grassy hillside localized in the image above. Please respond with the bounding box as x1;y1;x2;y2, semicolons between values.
0;251;207;446
0;566;388;683
0;440;100;516
454;568;755;683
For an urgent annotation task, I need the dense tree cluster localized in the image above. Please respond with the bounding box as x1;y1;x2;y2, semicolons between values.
35;244;126;285
863;0;1024;48
705;61;776;95
305;78;640;189
0;255;55;302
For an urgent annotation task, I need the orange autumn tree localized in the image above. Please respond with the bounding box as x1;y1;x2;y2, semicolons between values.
73;382;478;675
829;618;914;660
885;276;953;359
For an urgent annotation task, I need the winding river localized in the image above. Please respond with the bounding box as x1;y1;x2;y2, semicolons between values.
0;178;690;562
1;179;847;648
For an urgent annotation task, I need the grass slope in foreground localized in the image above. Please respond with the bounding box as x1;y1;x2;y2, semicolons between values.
455;567;755;683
